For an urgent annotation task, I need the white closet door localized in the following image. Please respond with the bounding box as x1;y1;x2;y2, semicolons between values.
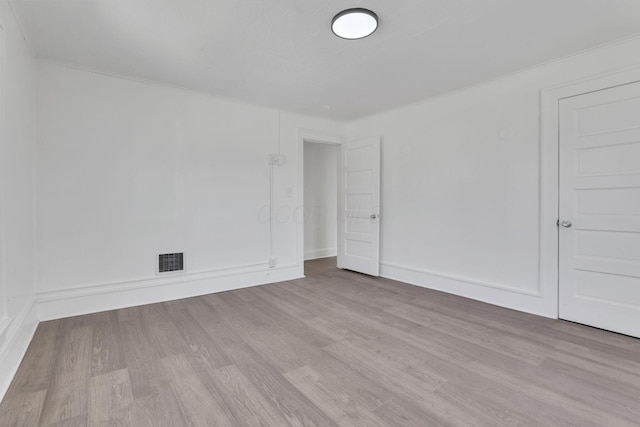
559;81;640;338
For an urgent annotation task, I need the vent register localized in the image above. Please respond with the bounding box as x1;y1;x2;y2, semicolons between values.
158;253;184;273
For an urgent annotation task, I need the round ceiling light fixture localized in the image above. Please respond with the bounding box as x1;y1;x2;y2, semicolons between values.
331;8;378;40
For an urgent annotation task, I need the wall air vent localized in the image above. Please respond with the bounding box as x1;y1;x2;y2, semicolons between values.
158;253;184;273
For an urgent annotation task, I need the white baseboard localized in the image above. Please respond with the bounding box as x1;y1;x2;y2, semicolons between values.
380;262;556;319
37;263;302;321
0;298;38;402
304;248;337;261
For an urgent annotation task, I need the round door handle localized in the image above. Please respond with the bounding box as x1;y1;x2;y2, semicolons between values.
561;221;572;228
370;214;377;219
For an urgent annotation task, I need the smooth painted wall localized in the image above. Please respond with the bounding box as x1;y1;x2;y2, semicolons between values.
0;2;38;399
349;35;640;318
304;142;337;260
31;29;640;324
36;62;345;304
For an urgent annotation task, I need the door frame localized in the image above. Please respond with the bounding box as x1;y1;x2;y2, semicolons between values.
541;65;640;318
297;129;346;275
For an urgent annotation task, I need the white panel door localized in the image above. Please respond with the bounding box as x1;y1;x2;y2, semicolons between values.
338;137;381;276
559;81;640;338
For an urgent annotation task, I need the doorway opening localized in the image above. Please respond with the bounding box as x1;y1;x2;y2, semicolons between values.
303;140;339;276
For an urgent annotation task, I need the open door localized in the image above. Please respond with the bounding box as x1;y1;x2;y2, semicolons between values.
338;136;381;276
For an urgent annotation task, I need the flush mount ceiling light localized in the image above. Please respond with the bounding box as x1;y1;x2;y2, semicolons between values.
332;8;378;40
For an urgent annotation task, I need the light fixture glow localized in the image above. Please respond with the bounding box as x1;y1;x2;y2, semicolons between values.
332;8;378;40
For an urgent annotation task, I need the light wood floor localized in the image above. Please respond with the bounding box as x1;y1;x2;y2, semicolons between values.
2;257;640;426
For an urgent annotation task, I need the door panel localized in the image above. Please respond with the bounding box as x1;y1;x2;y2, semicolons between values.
559;81;640;338
338;137;380;276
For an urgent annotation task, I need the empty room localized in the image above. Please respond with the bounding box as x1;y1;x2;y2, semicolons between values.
1;0;640;426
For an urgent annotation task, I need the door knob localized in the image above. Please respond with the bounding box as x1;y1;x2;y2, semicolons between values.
561;221;572;228
370;214;377;219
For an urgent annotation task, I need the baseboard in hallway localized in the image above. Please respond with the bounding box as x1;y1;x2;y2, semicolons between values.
304;248;337;261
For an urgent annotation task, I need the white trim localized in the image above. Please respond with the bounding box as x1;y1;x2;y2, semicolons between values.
380;263;556;318
0;316;13;354
0;298;38;402
382;262;541;296
0;316;12;338
36;263;300;321
304;248;337;261
540;64;640;318
297;130;345;271
38;262;270;298
0;22;7;326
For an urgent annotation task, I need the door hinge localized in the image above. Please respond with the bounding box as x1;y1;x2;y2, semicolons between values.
556;219;559;227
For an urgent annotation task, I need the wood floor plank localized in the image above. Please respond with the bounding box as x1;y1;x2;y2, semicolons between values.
323;337;447;396
452;351;630;426
318;329;505;425
372;398;448;427
209;365;290;427
537;358;640;423
161;355;234;427
228;356;340;427
88;369;133;426
206;293;328;373
245;289;336;348
550;320;640;351
5;321;60;395
126;359;171;400
304;316;354;341
46;414;88;427
377;290;550;341
90;312;125;377
142;304;189;358
124;390;187;427
284;365;389;427
385;300;551;365
38;326;93;426
57;312;109;332
253;282;318;321
165;307;231;371
118;315;161;365
552;339;640;378
546;348;640;388
0;389;46;427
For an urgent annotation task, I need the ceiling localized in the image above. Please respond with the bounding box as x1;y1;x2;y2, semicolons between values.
11;0;640;120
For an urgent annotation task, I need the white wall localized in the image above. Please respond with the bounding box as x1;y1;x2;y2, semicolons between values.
36;61;346;319
349;35;640;318
0;3;38;400
304;142;337;260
